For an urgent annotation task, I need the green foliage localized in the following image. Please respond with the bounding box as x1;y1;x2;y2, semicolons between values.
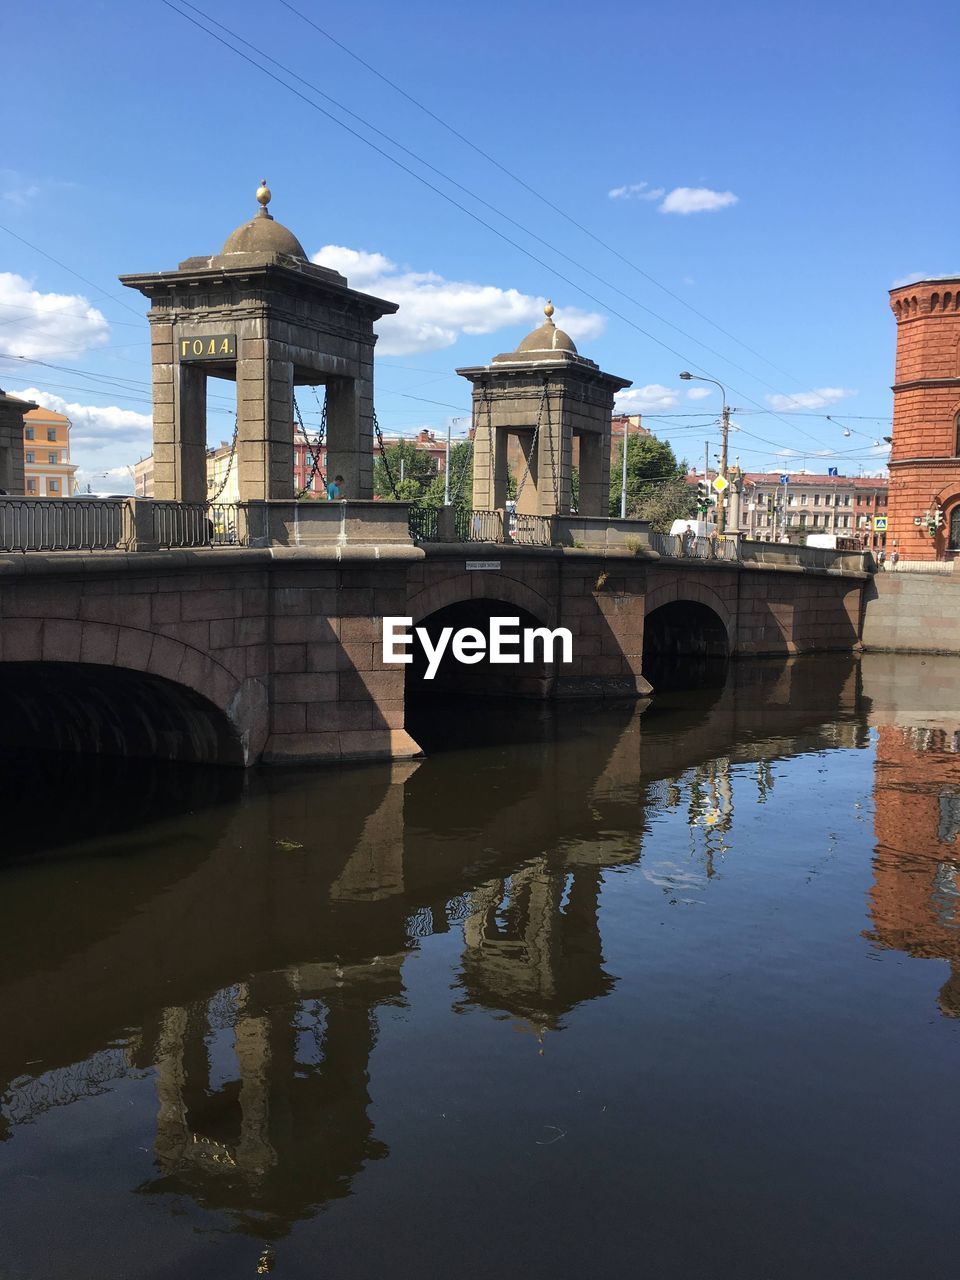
608;434;696;530
373;441;439;500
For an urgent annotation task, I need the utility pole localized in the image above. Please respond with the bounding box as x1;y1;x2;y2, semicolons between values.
400;458;405;486
717;402;730;536
619;418;629;518
444;418;452;505
682;372;732;534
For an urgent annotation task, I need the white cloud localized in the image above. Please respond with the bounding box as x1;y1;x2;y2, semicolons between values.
312;246;605;356
615;385;680;413
608;182;665;202
659;187;739;215
686;386;712;401
766;387;856;412
891;271;930;287
11;386;151;456
0;274;109;358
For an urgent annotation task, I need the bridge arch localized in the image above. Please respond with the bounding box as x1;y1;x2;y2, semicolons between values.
643;579;735;645
407;572;555;629
0;622;266;765
642;580;733;681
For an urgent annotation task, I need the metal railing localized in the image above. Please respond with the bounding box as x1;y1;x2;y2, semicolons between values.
648;531;742;562
456;508;503;541
511;513;553;546
0;498;124;552
153;502;243;548
408;504;439;541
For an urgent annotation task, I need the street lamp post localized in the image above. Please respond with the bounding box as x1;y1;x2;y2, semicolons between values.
679;372;735;536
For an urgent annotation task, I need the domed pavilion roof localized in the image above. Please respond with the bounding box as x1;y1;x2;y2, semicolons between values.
220;180;307;260
514;301;578;355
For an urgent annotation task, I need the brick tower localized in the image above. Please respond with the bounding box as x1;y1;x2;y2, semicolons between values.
887;277;960;561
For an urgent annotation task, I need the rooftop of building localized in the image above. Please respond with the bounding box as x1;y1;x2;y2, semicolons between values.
686;470;888;489
24;407;69;425
888;274;960;293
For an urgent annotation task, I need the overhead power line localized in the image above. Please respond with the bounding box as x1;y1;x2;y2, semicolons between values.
0;222;145;320
159;0;858;455
276;0;810;391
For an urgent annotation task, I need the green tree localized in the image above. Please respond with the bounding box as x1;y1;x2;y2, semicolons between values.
373;441;438;500
608;434;696;529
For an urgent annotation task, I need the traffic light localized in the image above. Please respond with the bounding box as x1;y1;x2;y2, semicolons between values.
696;480;709;513
926;506;944;536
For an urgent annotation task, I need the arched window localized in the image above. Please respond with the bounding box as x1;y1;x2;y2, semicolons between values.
950;506;960;551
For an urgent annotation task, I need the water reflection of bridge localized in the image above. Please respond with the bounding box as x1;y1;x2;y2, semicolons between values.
1;656;887;1238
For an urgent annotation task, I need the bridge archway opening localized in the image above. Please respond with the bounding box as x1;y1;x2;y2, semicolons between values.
405;599;556;748
0;662;244;767
642;600;730;690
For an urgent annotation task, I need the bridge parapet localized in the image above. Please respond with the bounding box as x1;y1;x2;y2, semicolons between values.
0;497;414;554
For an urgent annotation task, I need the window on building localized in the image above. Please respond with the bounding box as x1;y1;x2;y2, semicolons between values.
47;429;57;442
950;505;960;551
25;427;34;440
800;493;808;505
798;513;807;527
48;479;59;493
824;494;832;505
48;452;58;464
26;478;36;493
813;493;821;505
844;494;851;506
25;452;34;463
788;494;796;506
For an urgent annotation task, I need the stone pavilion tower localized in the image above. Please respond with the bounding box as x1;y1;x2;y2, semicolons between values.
0;387;36;495
121;182;398;503
457;303;630;518
887;276;960;560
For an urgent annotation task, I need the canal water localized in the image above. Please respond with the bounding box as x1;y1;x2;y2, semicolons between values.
1;653;959;1279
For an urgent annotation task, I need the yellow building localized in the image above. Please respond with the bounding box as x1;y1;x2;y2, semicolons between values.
23;407;77;497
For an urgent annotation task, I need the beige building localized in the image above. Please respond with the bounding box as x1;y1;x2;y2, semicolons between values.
23;407;77;497
741;473;888;549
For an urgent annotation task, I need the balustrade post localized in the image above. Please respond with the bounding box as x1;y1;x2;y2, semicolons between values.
436;504;458;542
122;498;160;552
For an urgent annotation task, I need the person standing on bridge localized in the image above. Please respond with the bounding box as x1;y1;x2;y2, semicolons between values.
326;474;345;500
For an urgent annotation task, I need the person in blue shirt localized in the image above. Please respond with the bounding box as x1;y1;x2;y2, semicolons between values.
326;474;344;500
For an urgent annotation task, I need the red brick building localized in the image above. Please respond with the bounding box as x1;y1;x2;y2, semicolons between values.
887;276;960;561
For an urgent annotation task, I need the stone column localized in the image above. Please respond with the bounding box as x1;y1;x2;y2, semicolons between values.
0;391;33;494
237;339;294;501
515;430;540;515
578;433;604;517
326;376;364;501
173;362;208;503
536;402;572;515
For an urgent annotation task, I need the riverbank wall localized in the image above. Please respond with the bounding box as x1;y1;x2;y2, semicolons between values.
861;569;960;654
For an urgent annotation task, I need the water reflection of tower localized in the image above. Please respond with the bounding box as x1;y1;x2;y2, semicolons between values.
867;724;960;1017
138;955;404;1238
456;860;614;1034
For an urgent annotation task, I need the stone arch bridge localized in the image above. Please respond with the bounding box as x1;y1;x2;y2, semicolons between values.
0;517;868;766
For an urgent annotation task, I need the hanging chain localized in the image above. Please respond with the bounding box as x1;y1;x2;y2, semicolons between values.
514;381;547;507
374;407;401;499
207;412;239;504
294;390;327;499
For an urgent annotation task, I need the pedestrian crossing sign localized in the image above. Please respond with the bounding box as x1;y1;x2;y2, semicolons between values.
874;515;888;531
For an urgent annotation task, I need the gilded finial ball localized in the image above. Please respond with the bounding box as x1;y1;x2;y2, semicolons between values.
544;300;555;320
256;180;271;208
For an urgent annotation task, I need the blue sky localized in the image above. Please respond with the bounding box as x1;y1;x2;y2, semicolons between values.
3;0;958;489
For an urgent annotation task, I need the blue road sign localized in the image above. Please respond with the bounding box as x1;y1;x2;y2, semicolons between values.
779;474;790;485
828;466;839;476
